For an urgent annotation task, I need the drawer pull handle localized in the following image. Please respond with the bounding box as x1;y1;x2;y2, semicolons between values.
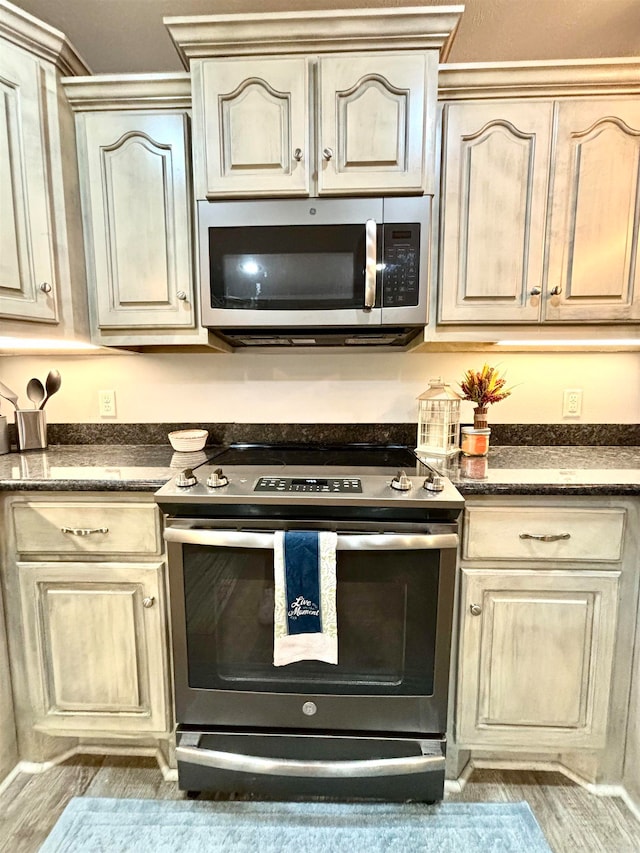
61;527;109;536
142;596;155;608
519;533;571;542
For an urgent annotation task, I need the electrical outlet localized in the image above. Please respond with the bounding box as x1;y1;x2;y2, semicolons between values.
99;390;116;418
562;388;582;418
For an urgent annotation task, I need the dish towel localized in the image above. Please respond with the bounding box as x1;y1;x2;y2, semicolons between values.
273;530;338;667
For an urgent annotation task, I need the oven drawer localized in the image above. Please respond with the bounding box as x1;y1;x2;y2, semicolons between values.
463;506;626;563
176;729;446;802
12;500;162;556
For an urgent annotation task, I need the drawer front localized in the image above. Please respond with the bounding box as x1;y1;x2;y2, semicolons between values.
13;501;161;556
463;506;626;563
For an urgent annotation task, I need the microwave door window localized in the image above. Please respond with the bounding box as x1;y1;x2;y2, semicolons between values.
209;225;379;310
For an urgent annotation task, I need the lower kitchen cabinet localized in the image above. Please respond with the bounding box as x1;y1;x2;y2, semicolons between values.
0;581;17;783
2;492;172;758
457;567;619;749
17;561;169;737
454;496;639;784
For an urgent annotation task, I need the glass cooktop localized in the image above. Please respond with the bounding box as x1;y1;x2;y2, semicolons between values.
204;443;421;469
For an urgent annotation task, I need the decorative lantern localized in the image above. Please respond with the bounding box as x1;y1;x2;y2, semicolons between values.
416;378;461;457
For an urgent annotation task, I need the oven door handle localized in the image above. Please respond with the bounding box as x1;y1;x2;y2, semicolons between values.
175;742;444;778
163;528;458;551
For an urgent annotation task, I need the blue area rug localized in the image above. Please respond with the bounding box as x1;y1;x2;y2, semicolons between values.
39;797;553;852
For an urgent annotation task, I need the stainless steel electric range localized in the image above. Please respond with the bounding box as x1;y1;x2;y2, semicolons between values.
155;444;464;802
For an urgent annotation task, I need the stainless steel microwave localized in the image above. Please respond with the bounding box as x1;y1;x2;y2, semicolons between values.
197;196;430;347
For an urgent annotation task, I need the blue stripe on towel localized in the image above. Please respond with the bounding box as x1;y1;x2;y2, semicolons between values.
284;531;322;635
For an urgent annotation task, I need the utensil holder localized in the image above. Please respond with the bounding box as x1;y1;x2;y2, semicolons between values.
15;409;47;451
0;415;9;455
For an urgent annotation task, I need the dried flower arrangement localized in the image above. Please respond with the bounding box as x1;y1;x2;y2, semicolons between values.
459;363;512;428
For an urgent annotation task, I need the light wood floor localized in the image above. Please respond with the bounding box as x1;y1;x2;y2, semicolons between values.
0;756;638;853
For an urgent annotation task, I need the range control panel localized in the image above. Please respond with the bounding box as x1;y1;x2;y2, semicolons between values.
255;477;363;493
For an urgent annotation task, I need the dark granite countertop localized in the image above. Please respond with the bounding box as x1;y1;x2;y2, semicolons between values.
421;446;640;496
0;445;208;492
0;443;639;496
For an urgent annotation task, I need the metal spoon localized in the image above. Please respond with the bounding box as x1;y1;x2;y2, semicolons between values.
0;379;19;409
26;378;45;409
40;369;62;409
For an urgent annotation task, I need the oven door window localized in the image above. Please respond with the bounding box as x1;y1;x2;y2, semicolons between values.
208;225;381;311
182;544;439;696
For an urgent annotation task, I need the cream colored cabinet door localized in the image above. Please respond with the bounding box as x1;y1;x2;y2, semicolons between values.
18;561;169;737
0;40;57;323
317;52;433;195
457;568;619;750
545;99;640;322
78;112;194;330
194;57;309;198
438;101;553;323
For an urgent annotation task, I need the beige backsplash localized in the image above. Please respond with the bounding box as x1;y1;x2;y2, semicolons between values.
0;350;638;425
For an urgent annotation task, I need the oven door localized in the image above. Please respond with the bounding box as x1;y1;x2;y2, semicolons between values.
164;524;457;736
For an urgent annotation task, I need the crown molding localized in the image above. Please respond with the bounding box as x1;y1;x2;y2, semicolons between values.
438;58;640;100
0;0;90;75
62;73;192;112
164;5;464;68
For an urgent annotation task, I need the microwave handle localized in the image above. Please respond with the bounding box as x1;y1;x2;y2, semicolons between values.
364;219;377;311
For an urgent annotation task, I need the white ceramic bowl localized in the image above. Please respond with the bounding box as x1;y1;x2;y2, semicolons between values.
168;429;208;452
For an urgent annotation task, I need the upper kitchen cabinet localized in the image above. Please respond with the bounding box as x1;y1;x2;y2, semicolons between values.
193;57;309;197
63;75;228;349
439;100;553;323
192;52;434;198
0;1;90;342
165;5;463;200
437;62;640;328
545;99;640;323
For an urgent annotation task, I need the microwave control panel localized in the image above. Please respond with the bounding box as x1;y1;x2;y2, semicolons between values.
382;224;420;307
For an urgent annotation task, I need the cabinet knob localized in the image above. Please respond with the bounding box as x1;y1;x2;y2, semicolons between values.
39;282;52;294
293;148;303;162
529;287;541;296
322;147;334;161
143;596;156;608
177;291;188;301
550;286;562;296
469;603;482;616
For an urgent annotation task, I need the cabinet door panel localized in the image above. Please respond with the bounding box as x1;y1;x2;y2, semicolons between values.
318;53;430;194
46;586;140;710
18;562;168;736
546;100;640;321
480;592;591;728
197;57;309;197
80;112;194;329
439;102;552;323
457;569;619;749
0;42;57;323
